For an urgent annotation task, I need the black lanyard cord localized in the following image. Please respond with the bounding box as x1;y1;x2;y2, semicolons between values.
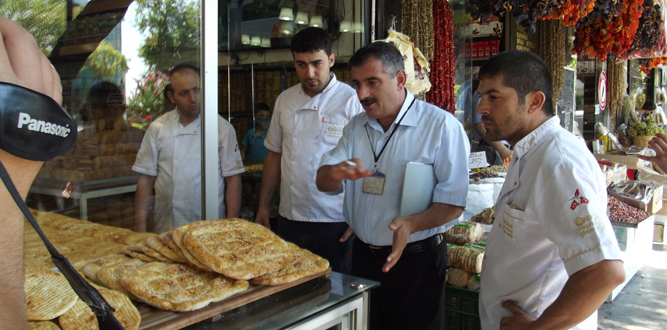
365;97;417;167
0;160;123;329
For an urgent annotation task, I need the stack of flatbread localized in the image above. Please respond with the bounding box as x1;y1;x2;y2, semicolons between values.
24;209;152;269
24;266;141;330
115;219;330;285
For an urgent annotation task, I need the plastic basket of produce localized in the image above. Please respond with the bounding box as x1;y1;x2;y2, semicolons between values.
445;285;481;330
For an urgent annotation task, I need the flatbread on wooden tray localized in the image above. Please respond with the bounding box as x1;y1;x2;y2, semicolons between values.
24;266;78;321
162;230;188;262
146;234;186;263
58;298;98;330
27;321;60;330
59;286;141;330
81;254;130;284
172;223;215;272
250;243;330;286
120;262;249;312
95;258;146;298
182;219;294;280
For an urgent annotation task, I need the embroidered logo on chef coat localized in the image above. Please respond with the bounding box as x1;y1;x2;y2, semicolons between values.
234;144;238;152
569;189;589;210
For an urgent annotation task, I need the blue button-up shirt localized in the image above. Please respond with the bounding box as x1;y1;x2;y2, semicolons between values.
319;91;470;246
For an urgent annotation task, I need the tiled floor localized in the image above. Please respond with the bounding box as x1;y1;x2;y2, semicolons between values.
598;243;667;330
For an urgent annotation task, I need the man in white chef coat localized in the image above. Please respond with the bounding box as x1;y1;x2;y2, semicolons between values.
254;27;363;274
476;50;625;330
133;64;245;233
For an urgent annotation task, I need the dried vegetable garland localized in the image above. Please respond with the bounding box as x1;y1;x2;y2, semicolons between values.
427;0;455;113
607;59;625;130
571;0;642;61
539;20;566;112
621;0;664;60
468;0;540;33
638;57;667;73
540;0;596;26
401;0;434;62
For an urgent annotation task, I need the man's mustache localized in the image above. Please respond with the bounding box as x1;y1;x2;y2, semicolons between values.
359;98;376;106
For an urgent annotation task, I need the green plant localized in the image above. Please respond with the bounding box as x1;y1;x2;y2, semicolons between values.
126;71;170;129
627;115;664;137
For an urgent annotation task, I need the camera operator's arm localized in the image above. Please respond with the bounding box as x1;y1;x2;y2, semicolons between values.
0;17;63;330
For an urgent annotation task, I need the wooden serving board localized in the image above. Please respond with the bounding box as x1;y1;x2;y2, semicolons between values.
137;268;332;330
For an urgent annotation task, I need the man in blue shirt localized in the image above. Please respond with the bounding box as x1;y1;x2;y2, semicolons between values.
317;41;469;330
240;103;271;161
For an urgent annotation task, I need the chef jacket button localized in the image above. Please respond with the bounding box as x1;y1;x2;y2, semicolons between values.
521;158;526;163
173;178;177;182
316;136;319;139
310;160;314;164
307;183;311;187
313;106;317;109
514;182;517;186
194;130;196;133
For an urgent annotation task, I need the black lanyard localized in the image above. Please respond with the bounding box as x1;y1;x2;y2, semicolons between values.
365;98;417;171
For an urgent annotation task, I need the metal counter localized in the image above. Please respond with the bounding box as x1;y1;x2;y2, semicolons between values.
183;272;379;330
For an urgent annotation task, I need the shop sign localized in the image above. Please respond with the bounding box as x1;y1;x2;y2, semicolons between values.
62;87;71;98
599;71;607;110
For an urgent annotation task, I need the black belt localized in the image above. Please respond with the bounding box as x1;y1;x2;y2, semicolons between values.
361;234;444;258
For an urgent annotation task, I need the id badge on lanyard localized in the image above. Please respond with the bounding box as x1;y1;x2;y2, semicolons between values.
361;97;415;196
362;171;386;195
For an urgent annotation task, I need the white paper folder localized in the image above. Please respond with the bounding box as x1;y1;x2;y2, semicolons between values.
399;162;436;217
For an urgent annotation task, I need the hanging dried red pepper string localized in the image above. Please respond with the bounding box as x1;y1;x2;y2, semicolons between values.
428;0;455;114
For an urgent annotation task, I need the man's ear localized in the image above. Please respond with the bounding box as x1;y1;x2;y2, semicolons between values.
167;91;176;104
395;70;407;91
329;53;336;67
526;91;546;114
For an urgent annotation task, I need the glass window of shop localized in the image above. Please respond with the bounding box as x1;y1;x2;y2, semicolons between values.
12;0;368;232
219;0;369;221
14;0;203;233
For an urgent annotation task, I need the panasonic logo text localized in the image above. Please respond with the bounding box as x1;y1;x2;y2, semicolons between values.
17;113;71;138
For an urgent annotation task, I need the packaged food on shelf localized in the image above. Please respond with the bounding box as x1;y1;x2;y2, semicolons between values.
445;223;481;245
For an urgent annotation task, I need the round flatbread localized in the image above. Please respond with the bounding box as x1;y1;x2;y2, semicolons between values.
27;321;60;330
120;262;248;312
250;243;330;286
25;266;78;321
183;219;294;280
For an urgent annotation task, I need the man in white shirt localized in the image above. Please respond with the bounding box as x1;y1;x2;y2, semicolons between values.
254;28;363;274
476;50;625;330
133;64;245;233
317;41;469;330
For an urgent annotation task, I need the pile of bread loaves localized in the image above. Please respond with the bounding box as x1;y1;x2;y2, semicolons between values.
24;210;330;328
36;118;144;182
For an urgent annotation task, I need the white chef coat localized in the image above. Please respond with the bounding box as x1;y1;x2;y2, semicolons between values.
319;90;470;245
133;110;245;233
264;73;363;222
479;116;621;330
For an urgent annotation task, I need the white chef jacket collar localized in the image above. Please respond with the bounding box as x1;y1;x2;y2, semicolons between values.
513;115;560;159
366;89;417;132
172;111;201;134
299;72;338;96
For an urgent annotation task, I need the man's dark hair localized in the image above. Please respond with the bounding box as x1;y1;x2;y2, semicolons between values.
168;63;200;77
163;83;174;101
479;50;553;116
348;41;404;78
255;102;271;112
642;100;657;111
290;27;332;56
